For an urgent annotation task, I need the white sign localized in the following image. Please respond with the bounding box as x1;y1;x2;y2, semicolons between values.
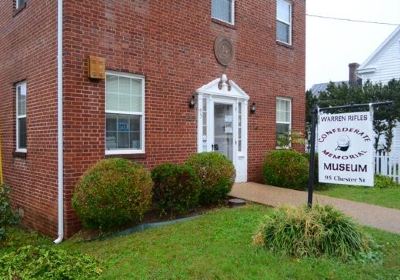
318;111;374;187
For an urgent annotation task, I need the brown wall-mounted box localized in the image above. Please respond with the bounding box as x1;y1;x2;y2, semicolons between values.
88;56;105;79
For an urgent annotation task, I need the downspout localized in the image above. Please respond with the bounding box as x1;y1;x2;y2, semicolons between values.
54;0;64;244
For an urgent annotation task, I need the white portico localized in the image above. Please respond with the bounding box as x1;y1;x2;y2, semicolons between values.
196;74;249;182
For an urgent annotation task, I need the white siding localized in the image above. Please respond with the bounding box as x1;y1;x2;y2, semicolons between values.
358;27;400;158
358;30;400;84
389;124;400;159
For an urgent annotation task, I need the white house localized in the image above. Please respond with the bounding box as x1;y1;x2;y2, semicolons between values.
358;25;400;158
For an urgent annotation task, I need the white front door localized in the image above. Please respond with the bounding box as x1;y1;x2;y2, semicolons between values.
196;75;249;183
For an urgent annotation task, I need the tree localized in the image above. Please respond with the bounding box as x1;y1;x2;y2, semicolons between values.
307;79;400;153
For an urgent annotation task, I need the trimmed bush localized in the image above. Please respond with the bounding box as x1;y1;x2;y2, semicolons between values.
151;163;201;215
263;150;309;190
0;184;19;241
0;245;101;279
72;158;153;230
304;152;318;183
253;205;375;260
186;152;235;205
375;175;399;188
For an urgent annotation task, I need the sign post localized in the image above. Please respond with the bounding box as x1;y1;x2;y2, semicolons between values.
307;101;393;207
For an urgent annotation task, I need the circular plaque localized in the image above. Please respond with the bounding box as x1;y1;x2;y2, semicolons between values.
214;36;234;66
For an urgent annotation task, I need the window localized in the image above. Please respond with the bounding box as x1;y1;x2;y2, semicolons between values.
16;82;27;152
276;98;291;147
105;72;145;154
276;0;292;45
16;0;26;9
211;0;235;25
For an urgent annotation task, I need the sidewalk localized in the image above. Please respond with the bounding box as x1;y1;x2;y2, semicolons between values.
230;182;400;234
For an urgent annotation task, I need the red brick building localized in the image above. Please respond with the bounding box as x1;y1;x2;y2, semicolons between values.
0;0;305;239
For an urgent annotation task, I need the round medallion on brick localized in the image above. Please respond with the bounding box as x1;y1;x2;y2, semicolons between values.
214;36;234;67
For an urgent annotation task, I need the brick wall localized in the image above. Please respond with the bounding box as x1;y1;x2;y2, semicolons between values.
0;0;58;236
0;0;305;237
62;0;306;236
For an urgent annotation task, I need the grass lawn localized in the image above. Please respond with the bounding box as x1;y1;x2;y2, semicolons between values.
2;204;400;279
316;184;400;210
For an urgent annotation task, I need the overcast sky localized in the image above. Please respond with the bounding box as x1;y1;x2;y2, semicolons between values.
306;0;400;89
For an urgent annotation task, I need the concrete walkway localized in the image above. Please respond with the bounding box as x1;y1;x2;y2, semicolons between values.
230;182;400;234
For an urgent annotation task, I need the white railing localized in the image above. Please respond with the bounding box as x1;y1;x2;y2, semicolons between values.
375;151;400;182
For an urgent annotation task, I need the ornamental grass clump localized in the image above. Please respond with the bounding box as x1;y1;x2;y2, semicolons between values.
72;158;153;230
186;152;235;205
253;205;375;261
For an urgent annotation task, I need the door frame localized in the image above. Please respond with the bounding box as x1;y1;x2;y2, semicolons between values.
196;75;249;182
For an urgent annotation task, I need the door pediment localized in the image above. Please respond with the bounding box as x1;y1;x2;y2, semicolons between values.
196;74;249;100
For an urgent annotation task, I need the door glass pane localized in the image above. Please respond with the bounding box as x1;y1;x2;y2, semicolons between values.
214;103;233;161
202;98;207;151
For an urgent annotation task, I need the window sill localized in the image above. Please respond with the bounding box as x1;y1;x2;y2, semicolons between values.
211;18;236;30
276;40;293;49
13;151;27;159
105;153;146;160
13;2;27;17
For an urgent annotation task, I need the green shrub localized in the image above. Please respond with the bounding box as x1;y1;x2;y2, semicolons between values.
0;184;19;241
0;245;101;280
374;175;399;188
263;150;309;190
72;158;153;230
151;163;201;215
186;152;235;205
304;152;318;183
253;205;375;260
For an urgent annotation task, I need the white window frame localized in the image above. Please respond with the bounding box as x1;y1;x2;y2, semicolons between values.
211;0;235;25
16;81;27;153
105;71;145;155
276;97;292;148
16;0;26;9
276;0;292;45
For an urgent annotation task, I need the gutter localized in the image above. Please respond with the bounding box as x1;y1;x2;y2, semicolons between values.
54;0;64;244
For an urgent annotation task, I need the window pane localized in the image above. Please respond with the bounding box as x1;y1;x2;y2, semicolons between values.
131;79;143;112
276;123;290;146
106;113;142;150
106;74;143;113
277;21;290;43
18;117;27;149
277;0;290;23
17;86;26;116
212;0;233;23
17;0;26;8
106;131;118;150
117;132;130;149
106;114;117;131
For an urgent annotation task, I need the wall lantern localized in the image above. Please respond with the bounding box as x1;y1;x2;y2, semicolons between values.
250;102;256;114
189;95;196;109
